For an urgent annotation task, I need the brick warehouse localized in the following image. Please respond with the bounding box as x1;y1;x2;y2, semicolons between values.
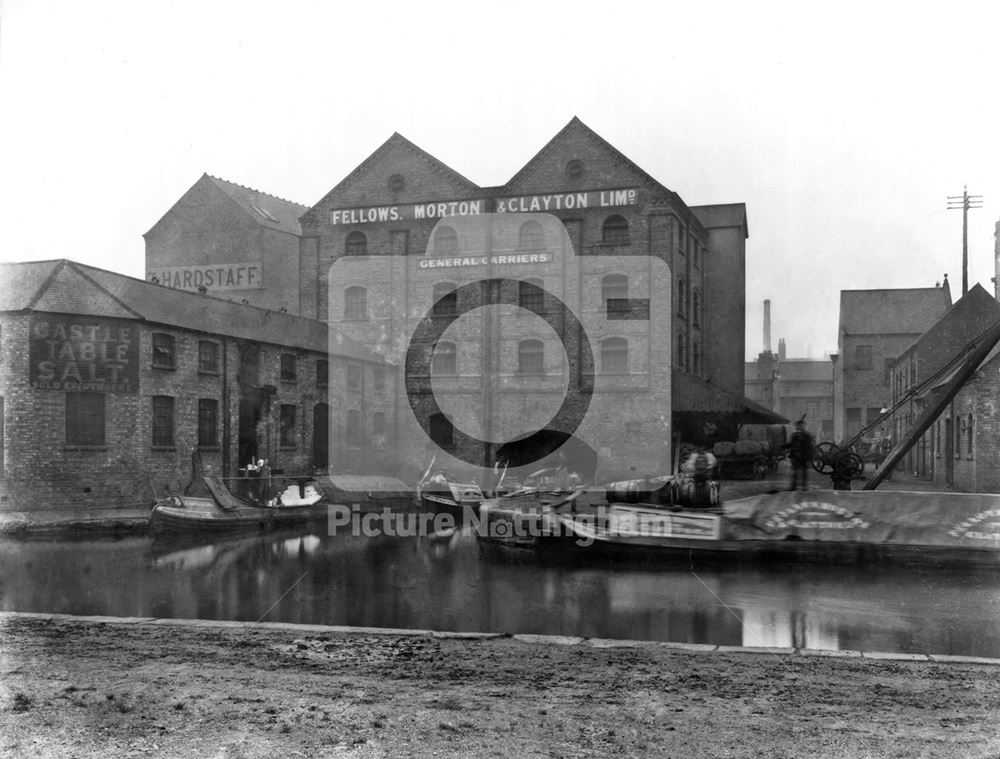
0;260;393;512
300;117;779;478
141;117;778;483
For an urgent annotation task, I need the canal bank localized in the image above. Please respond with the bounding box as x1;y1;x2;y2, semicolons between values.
1;613;998;758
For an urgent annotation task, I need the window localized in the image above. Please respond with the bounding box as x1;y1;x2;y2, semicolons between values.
846;407;862;437
346;409;363;443
855;345;873;370
519;278;545;314
434;225;458;254
967;414;974;457
280;404;297;448
955;417;962;458
430;412;453;448
432;282;457;316
935;420;941;458
602;274;629;318
344;286;368;321
602;215;630;245
345;231;367;256
373;366;386;392
316;359;329;388
677;225;686;254
152;333;175;369
198;399;218;447
678;332;687;368
692;290;701;327
883;358;896;386
433;341;457;375
677;278;686;317
280;353;297;383
152;396;174;447
347;364;363;391
518;221;544;250
373;412;386;448
693;341;701;375
66;392;105;446
518;339;544;374
601;337;628;373
198;340;220;373
693;244;701;268
625;421;642;438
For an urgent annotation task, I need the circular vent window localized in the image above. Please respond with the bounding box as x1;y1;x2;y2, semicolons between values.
388;173;406;192
566;159;585;180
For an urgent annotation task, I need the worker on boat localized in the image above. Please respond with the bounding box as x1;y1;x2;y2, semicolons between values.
681;446;718;507
786;419;814;491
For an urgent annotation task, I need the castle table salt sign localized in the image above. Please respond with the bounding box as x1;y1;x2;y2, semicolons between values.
29;316;139;392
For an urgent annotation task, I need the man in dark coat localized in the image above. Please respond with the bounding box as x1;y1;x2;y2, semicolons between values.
787;420;814;491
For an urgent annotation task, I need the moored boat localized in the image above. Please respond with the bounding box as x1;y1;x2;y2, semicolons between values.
150;478;276;534
477;487;1000;567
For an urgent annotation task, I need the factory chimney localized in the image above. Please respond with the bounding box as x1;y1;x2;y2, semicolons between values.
763;299;772;354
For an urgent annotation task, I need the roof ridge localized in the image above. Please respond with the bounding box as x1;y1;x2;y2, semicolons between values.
206;173;309;209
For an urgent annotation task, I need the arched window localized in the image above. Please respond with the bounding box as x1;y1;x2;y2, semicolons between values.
967;414;974;457
432;341;456;375
519;278;544;314
518;221;544;250
955;417;962;457
677;278;686;317
434;225;458;254
692;290;701;327
518;339;544;374
601;337;628;374
602;215;630;245
602;274;628;318
678;332;687;368
429;413;454;448
432;282;457;316
345;231;367;256
344;286;367;320
693;340;701;374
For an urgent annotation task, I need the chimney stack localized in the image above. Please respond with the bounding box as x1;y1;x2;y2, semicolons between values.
763;300;772;354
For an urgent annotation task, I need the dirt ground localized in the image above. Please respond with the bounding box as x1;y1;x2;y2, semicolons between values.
1;616;998;758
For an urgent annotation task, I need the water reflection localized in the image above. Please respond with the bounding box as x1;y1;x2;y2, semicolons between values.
0;528;998;658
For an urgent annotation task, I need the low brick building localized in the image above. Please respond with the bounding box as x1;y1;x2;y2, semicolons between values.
0;260;392;512
746;342;834;441
888;284;1000;486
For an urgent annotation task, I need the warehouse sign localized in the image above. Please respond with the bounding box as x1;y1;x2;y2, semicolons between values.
147;263;263;291
327;188;639;225
330;200;486;225
29;317;139;392
495;188;639;213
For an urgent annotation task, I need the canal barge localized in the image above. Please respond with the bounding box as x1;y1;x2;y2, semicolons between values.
477;488;1000;566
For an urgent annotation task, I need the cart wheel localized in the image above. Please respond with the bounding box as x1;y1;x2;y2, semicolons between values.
753;458;768;479
812;442;837;474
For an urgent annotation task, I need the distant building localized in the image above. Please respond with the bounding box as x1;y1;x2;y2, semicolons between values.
0;260;391;512
833;281;952;442
145;174;309;314
889;284;1000;486
746;339;834;440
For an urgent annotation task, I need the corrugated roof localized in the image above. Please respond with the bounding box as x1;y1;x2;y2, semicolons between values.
690;204;749;238
0;259;382;363
205;175;309;236
840;287;951;335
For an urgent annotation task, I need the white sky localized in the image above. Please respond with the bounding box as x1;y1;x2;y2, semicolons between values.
1;0;998;360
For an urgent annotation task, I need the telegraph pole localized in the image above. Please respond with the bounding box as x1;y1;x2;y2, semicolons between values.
948;185;983;296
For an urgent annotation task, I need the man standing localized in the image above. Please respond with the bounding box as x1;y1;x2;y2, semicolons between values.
787;420;814;491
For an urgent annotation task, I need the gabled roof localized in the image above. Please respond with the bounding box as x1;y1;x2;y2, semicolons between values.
501;117;699;229
690;204;749;239
840;286;952;336
302;132;481;224
204;174;308;236
674;370;789;424
0;259;381;363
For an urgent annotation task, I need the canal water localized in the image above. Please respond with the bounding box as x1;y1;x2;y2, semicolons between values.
2;526;998;658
